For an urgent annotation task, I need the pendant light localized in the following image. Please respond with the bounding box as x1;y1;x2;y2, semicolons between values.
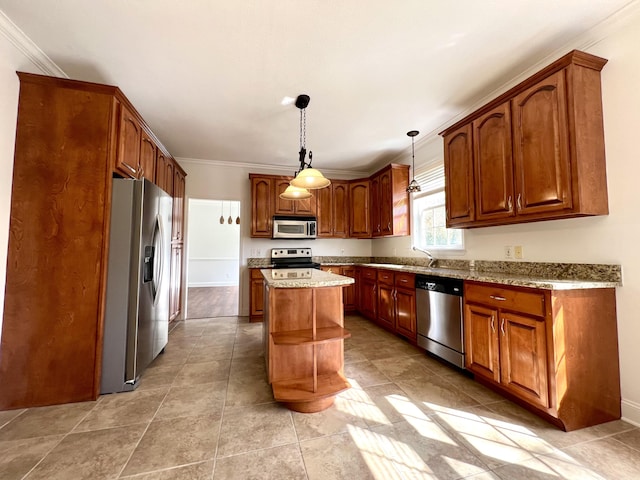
406;130;421;193
235;203;241;224
288;94;331;191
219;201;225;224
280;184;313;200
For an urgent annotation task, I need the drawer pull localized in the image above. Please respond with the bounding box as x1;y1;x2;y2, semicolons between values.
490;295;506;301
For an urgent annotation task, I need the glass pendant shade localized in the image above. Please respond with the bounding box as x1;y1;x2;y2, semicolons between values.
290;168;331;189
406;178;421;193
279;184;313;200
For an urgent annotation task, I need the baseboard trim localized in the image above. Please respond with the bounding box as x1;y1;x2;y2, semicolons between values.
187;282;238;288
622;398;640;427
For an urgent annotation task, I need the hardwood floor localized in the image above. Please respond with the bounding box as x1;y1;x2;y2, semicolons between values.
187;286;239;319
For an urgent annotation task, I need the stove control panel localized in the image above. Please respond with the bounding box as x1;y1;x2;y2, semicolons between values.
271;248;312;259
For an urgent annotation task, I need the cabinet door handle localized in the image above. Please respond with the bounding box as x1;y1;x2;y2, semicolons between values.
388;222;391;230
517;193;522;211
507;196;513;212
489;295;506;301
491;316;496;332
500;318;506;336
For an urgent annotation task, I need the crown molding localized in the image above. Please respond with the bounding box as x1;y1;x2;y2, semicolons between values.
175;156;369;178
0;10;67;78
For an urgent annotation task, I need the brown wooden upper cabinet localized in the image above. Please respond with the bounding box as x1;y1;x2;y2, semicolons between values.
317;180;349;238
441;50;609;228
371;164;410;237
115;102;142;178
139;128;157;183
172;166;186;242
348;179;371;238
250;174;274;238
274;177;317;216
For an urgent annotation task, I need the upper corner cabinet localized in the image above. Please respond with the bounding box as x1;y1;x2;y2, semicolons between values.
441;50;609;229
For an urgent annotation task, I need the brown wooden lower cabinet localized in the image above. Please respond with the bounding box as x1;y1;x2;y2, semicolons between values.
169;244;184;321
250;268;265;322
464;281;620;431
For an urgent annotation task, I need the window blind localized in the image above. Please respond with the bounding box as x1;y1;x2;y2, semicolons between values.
414;162;444;194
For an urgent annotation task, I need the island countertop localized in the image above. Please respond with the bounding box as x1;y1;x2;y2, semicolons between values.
260;268;355;288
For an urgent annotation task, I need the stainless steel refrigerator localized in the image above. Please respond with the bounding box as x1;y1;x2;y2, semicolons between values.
101;178;172;394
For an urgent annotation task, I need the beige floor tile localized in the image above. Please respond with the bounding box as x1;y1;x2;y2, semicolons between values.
396;374;480;411
225;372;275;407
362;341;422;361
201;324;238;336
122;415;220;476
441;370;505;405
370;355;438;382
291;393;369;441
196;334;236;348
300;431;375;480
74;388;168;432
146;349;191;368
217;403;296;457
370;419;490;479
0;410;25;429
24;424;146;480
119;460;214;479
0;402;96;441
229;354;266;377
354;382;418;428
0;435;62;480
491;452;605;479
612;427;640;451
213;444;306;480
344;347;368;364
344;360;390;388
173;360;231;386
155;382;226;420
137;365;183;390
188;344;234;363
557;436;640;479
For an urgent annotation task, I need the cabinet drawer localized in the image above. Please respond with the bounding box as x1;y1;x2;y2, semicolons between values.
377;270;394;285
361;268;377;280
394;272;415;289
465;282;546;317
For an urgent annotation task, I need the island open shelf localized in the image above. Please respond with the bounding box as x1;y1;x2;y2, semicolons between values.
261;268;354;413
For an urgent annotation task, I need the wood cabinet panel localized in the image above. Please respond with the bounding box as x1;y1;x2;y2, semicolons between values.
500;312;549;408
317;180;349;238
139;129;157;183
377;283;395;329
360;277;377;320
249;175;273;237
172;166;186;242
444;124;474;226
512;70;572;215
349;180;371;238
395;287;416;340
250;268;265;321
274;177;316;215
464;302;501;382
342;266;357;312
169;244;183;321
116;102;141;178
155;150;168;193
473;102;514;222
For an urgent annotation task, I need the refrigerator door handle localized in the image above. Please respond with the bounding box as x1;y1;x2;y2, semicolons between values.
151;213;165;306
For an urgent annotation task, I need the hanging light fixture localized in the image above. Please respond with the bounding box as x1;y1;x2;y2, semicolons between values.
288;94;331;191
219;201;225;224
406;130;421;193
279;184;313;200
235;203;241;224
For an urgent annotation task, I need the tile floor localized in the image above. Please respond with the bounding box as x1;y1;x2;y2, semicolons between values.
1;314;639;479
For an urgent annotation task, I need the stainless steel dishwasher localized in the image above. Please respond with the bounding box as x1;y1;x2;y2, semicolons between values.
416;275;465;368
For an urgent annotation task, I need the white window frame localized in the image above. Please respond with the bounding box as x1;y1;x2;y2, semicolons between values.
411;164;465;253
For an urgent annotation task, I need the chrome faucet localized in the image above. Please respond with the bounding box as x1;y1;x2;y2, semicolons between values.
412;246;437;268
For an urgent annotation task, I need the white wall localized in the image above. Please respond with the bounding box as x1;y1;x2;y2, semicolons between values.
373;11;640;425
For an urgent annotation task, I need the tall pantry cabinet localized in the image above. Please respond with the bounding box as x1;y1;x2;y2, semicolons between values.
0;73;185;410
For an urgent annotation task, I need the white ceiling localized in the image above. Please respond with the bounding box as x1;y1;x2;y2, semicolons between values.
0;0;635;173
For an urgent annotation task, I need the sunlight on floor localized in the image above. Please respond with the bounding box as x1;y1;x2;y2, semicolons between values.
339;373;603;479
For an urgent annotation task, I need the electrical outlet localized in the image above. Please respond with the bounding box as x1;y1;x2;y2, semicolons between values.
514;245;523;259
504;245;513;259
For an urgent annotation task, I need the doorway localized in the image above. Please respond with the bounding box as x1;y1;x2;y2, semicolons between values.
185;199;241;318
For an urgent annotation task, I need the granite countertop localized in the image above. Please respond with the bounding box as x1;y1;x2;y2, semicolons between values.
260;268;355;289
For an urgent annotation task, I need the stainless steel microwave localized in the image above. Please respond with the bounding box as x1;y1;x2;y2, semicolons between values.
272;216;317;239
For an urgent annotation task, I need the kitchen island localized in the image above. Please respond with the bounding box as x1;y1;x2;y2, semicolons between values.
261;268;354;413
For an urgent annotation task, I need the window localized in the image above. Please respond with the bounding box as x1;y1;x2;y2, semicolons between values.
412;164;464;251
